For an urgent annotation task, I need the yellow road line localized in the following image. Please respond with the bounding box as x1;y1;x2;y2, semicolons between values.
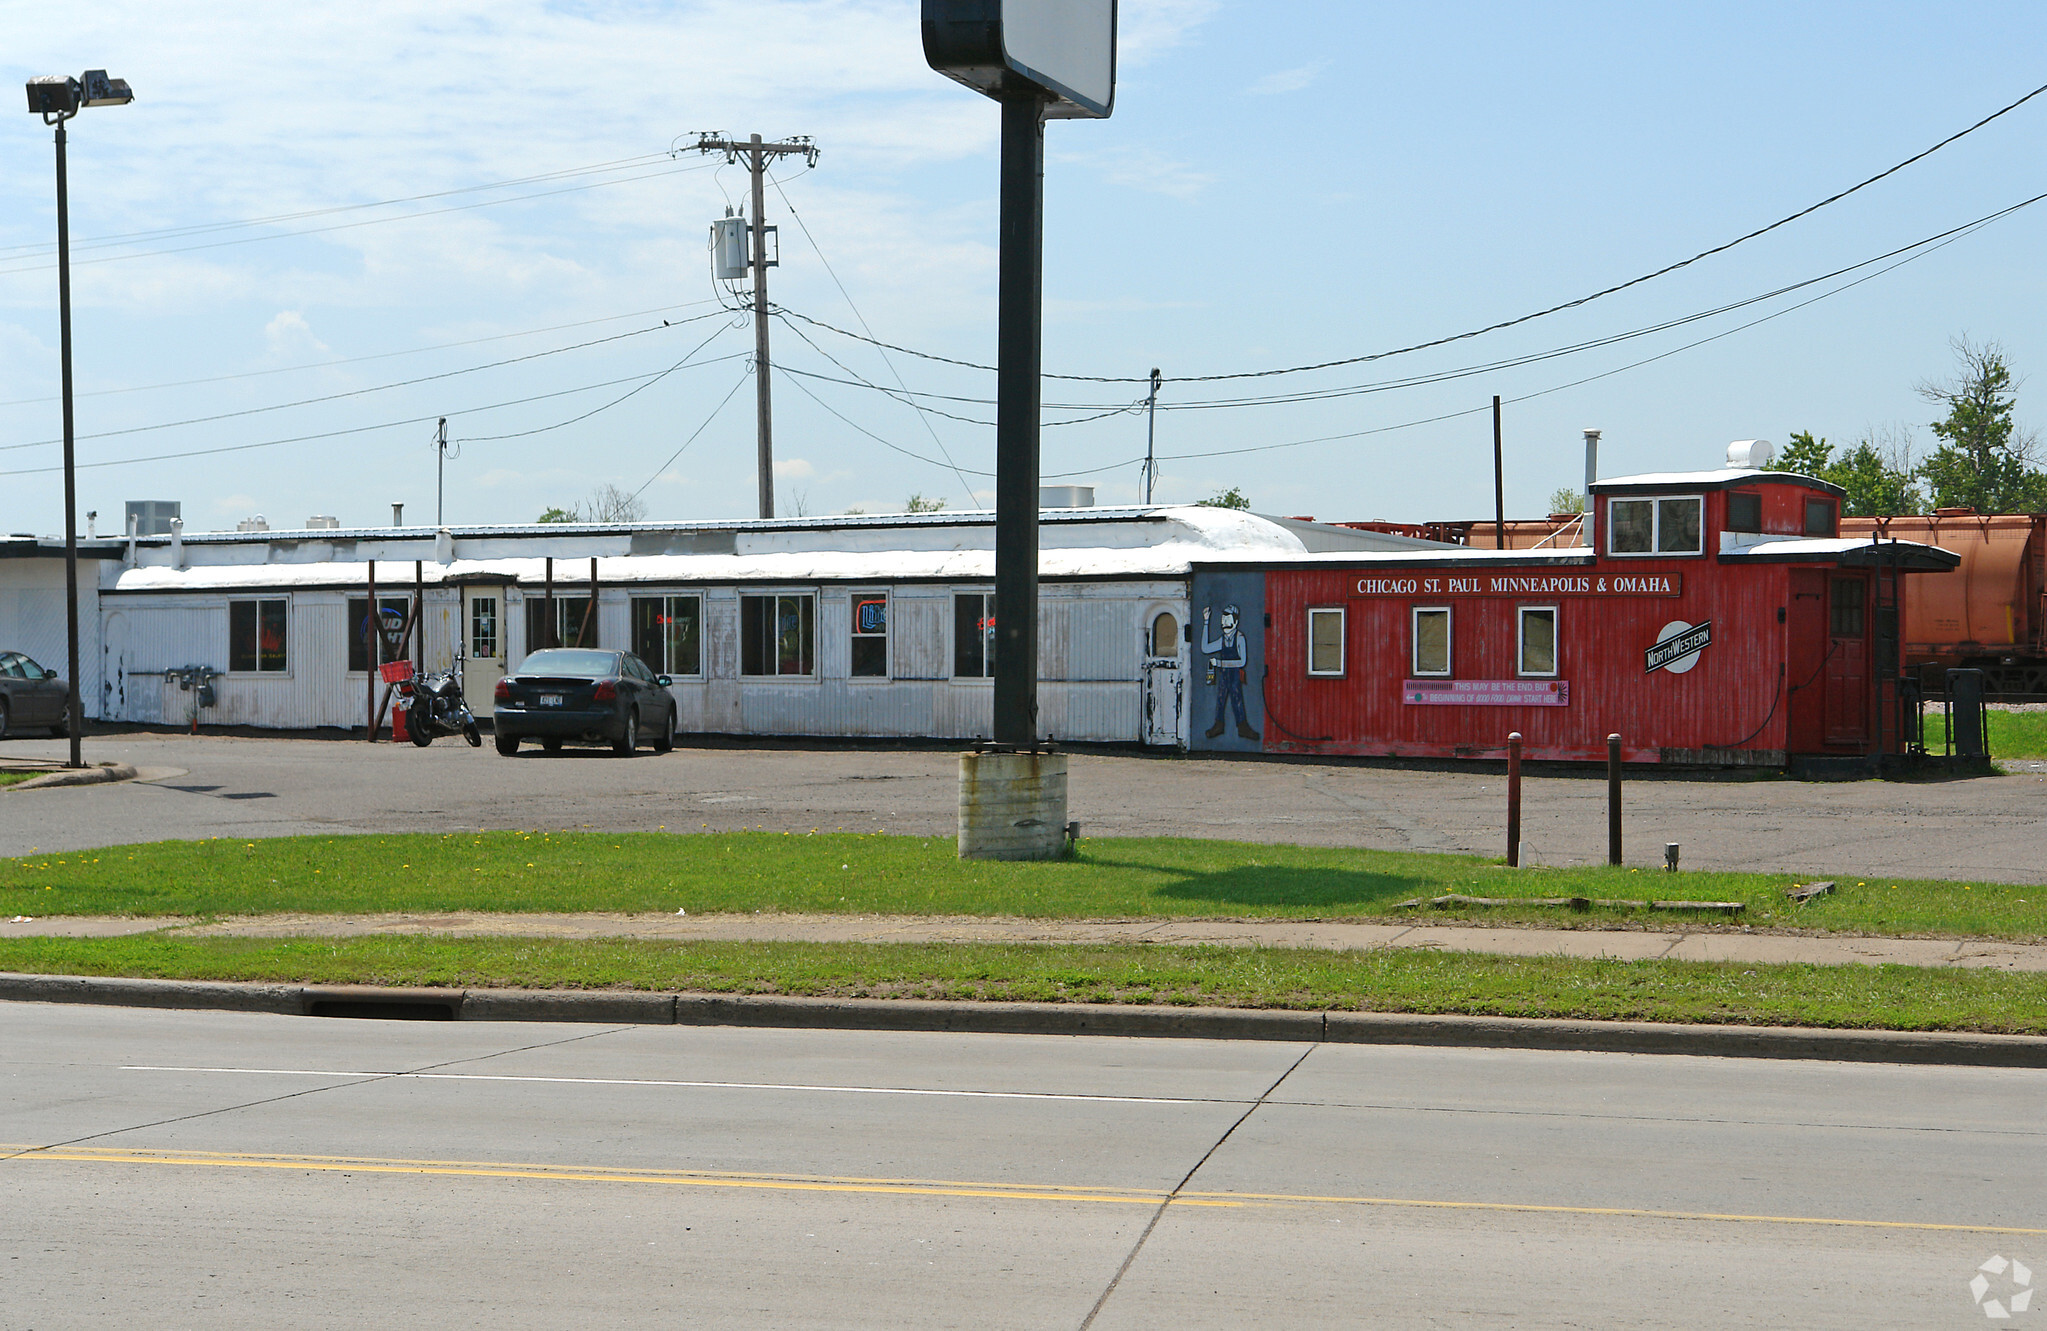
6;1144;2040;1234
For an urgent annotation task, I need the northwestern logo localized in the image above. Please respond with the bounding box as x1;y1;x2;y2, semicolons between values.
1972;1254;2033;1319
1645;620;1711;675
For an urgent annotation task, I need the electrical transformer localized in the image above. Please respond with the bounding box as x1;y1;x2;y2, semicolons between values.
710;215;749;280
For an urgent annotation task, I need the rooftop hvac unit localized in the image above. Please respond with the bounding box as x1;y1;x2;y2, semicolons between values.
711;214;749;280
1039;485;1095;509
125;499;180;536
1725;439;1775;469
306;515;340;529
235;516;270;533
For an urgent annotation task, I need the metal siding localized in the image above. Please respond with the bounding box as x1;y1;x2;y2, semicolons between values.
891;595;948;679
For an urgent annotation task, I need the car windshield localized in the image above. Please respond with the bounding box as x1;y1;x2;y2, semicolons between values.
518;649;618;678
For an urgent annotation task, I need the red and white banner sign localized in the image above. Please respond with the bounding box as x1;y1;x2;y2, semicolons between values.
1402;679;1570;706
1356;573;1680;599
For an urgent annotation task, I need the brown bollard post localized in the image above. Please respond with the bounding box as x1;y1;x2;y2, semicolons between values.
1606;733;1622;866
1506;732;1522;867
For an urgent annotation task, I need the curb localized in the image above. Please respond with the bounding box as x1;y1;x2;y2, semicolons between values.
6;971;2047;1067
6;762;138;791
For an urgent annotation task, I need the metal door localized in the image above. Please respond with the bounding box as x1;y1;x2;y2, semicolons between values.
1824;574;1870;748
462;587;507;717
1141;610;1184;747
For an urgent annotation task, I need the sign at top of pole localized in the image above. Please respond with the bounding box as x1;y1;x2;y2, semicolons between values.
921;0;1117;118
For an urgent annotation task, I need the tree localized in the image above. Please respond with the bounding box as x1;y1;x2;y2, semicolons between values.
535;484;648;525
1777;430;1833;479
1916;338;2047;512
904;493;946;513
1778;428;1922;517
1196;486;1250;510
1546;487;1584;516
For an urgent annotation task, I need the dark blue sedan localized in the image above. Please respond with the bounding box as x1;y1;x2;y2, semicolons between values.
491;649;678;757
0;650;68;739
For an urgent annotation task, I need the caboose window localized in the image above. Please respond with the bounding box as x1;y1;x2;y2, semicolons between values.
1830;578;1865;637
1307;607;1345;676
1726;492;1762;532
1805;497;1836;537
1518;606;1557;677
1608;496;1702;555
1412;607;1450;676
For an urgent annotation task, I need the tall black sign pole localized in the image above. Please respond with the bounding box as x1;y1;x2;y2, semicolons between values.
993;88;1047;748
54;119;83;768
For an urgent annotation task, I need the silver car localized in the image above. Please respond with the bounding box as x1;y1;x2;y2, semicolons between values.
0;651;69;738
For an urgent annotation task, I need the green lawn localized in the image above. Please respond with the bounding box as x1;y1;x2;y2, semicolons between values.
1923;707;2047;759
4;830;2042;939
0;934;2040;1033
0;772;42;788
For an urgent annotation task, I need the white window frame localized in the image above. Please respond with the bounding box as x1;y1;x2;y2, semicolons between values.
1306;606;1345;677
849;590;890;680
228;597;291;675
1411;605;1451;677
1607;494;1703;557
1517;605;1559;678
630;593;704;678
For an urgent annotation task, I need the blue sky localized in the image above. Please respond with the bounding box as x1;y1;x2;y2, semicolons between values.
3;1;2044;532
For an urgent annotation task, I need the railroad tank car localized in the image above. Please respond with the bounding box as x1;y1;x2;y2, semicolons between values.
1840;511;2047;694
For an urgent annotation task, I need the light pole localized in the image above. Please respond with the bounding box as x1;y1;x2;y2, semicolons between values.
26;71;133;769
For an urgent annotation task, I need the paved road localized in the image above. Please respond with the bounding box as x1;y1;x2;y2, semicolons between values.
3;1002;2040;1327
2;730;2044;883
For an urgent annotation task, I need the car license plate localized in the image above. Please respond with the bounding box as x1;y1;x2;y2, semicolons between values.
539;694;563;707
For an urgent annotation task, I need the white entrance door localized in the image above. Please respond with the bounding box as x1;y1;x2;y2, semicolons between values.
1141;609;1184;747
462;587;507;717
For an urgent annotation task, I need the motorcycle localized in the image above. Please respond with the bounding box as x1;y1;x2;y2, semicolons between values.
397;651;483;748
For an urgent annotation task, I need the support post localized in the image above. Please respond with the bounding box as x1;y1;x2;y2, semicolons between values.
580;556;598;647
544;557;555;650
1491;395;1505;549
414;560;424;674
435;418;448;526
54;123;84;768
365;560;377;740
992;89;1046;750
748;134;775;520
1607;732;1623;866
1506;731;1522;867
1141;367;1161;504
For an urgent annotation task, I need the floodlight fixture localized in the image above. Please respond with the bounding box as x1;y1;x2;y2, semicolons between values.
25;76;79;119
78;70;134;108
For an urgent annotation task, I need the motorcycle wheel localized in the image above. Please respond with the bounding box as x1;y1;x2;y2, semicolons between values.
410;723;433;748
464;722;482;747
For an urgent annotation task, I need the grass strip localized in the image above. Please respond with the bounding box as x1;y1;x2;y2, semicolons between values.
1924;708;2047;759
2;934;2043;1034
0;772;41;788
5;831;2044;939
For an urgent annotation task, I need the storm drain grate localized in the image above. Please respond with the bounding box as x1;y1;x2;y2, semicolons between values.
304;987;463;1021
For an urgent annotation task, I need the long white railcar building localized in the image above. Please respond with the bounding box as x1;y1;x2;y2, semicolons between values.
0;505;1434;746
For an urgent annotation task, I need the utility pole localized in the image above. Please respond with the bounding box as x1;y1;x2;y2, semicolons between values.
691;132;819;519
435;417;449;526
1141;367;1161;504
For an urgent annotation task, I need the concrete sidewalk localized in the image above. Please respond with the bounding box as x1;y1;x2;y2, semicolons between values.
6;910;2044;971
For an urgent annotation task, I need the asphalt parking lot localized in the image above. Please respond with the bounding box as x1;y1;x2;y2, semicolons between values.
3;728;2043;883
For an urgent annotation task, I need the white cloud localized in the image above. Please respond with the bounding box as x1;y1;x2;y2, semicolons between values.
773;457;816;480
1248;61;1327;96
1079;147;1215;200
264;311;328;358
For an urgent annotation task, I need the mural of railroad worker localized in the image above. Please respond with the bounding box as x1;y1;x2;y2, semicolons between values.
1201;602;1259;741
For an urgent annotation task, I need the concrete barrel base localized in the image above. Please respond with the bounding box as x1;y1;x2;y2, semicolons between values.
957;750;1069;861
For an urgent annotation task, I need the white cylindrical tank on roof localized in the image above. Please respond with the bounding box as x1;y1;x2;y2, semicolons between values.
710;215;749;280
1726;438;1775;469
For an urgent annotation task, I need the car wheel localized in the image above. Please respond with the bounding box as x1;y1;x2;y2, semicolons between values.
542;739;563;755
494;730;519;756
0;698;10;739
652;705;674;754
612;710;638;756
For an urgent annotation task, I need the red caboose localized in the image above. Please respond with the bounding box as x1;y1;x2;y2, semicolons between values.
1188;464;1959;768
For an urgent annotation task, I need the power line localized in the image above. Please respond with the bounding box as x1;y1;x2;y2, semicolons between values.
0;299;725;409
455;321;740;442
0;310;736;452
777;78;2047;389
631;368;754;501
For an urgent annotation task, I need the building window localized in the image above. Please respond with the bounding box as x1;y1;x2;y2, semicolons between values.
347;596;410;672
1725;492;1762;533
850;592;888;678
1307;607;1345;676
1412;606;1451;676
1806;497;1836;537
1518;606;1558;677
953;592;995;678
229;599;289;673
1608;496;1702;555
1830;578;1865;637
469;596;498;659
741;593;814;677
1150;611;1178;657
631;595;702;676
525;595;593;652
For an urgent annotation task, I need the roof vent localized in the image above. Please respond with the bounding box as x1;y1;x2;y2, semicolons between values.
1726;439;1774;469
236;515;269;533
1039;485;1094;509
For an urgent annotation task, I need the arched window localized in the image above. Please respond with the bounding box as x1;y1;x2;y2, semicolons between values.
1150;611;1178;657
